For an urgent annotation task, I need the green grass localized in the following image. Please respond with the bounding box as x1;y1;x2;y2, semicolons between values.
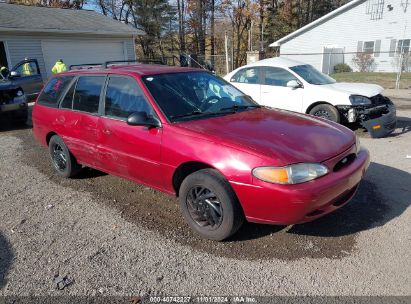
331;72;411;89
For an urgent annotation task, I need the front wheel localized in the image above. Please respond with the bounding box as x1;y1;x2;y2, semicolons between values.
48;135;81;178
179;169;244;241
309;104;340;123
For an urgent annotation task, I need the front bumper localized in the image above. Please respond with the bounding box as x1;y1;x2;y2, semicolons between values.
230;148;370;225
336;102;397;138
361;105;396;138
0;96;28;113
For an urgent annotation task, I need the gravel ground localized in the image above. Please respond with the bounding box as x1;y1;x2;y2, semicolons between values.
0;102;410;297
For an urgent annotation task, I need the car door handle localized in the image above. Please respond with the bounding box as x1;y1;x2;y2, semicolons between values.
102;129;112;135
56;116;65;124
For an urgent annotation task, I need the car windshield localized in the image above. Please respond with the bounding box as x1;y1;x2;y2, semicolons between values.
290;64;336;85
142;71;259;122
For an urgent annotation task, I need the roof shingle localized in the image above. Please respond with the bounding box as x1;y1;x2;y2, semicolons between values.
0;3;144;36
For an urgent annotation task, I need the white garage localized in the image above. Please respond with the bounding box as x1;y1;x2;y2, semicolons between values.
41;40;129;78
0;3;144;80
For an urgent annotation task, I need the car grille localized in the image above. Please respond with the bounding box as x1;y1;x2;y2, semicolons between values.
333;153;356;172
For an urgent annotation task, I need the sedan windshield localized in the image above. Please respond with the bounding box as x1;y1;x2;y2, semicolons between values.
290;64;336;85
142;71;259;122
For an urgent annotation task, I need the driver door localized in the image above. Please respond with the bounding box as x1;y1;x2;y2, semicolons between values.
260;66;304;113
11;59;43;100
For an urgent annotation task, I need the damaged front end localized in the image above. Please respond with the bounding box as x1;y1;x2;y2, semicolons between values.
337;94;397;138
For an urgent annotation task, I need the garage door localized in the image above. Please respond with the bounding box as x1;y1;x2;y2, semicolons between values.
42;40;127;78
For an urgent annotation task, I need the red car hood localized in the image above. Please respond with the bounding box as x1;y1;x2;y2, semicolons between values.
175;108;355;165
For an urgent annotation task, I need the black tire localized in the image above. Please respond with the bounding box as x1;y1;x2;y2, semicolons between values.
48;135;81;178
309;103;340;123
179;169;244;241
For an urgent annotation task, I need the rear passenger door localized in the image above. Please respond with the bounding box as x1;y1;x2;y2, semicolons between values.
58;75;105;168
98;75;163;187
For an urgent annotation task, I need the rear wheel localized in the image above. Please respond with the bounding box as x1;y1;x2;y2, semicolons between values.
48;135;81;178
179;169;244;241
309;104;340;123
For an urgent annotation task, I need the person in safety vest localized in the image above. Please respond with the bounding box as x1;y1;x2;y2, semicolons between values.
51;59;67;74
0;65;9;78
22;57;34;76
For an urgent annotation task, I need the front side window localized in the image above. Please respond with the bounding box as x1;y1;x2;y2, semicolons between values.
363;41;375;54
72;76;105;114
142;71;258;122
104;76;153;119
290;64;335;85
263;67;298;87
397;39;410;54
231;67;261;84
37;76;74;107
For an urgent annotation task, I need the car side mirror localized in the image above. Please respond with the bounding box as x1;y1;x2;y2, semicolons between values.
9;71;21;78
127;112;161;128
287;80;302;89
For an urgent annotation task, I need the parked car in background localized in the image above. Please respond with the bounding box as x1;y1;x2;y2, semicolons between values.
2;58;43;101
0;71;28;124
224;57;397;138
33;62;370;241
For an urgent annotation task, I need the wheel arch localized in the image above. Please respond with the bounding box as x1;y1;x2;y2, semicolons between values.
172;161;217;196
45;131;58;146
305;101;334;114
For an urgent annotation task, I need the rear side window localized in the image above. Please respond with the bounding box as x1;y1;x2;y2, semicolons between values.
37;76;74;107
72;76;105;114
104;76;153;119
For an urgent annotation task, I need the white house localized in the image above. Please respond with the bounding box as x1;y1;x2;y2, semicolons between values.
269;0;411;73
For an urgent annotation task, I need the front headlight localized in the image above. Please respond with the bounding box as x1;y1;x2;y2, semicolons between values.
349;95;371;105
252;163;329;185
16;90;24;97
355;136;361;154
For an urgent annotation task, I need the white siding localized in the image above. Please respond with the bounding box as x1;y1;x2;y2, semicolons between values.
0;34;135;79
279;0;411;72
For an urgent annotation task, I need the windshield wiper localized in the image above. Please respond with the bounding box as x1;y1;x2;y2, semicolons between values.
219;104;261;112
170;110;209;120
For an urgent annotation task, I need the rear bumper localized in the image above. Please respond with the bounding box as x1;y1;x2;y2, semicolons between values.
230;148;370;225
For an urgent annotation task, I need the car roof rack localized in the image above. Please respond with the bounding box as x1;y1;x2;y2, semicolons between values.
69;59;166;71
103;59;165;68
69;63;102;70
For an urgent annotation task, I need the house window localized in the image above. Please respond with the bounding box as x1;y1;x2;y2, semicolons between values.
363;41;375;54
397;39;410;54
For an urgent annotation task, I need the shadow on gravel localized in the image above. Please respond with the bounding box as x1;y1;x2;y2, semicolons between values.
0;119;31;132
0;233;14;289
14;129;411;261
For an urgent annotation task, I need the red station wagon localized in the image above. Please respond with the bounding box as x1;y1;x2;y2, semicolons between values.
32;62;370;240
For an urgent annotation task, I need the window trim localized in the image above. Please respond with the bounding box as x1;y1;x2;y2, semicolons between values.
101;74;158;123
